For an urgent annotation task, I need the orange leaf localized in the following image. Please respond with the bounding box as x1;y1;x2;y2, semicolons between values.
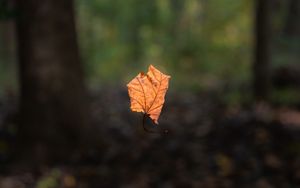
127;65;171;124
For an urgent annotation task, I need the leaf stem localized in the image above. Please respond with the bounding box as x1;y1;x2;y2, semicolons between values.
142;114;169;134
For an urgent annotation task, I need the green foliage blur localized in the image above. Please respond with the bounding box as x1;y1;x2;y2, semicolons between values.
76;0;253;90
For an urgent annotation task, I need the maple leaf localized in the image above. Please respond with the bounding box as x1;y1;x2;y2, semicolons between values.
127;65;171;124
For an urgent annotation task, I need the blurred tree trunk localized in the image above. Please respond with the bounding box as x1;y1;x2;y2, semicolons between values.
284;0;300;37
253;0;272;102
0;21;15;68
16;0;90;163
0;0;16;66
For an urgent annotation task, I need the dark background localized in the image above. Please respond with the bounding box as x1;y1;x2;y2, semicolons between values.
0;0;300;187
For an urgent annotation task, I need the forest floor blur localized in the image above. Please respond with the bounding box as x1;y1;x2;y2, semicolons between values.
0;88;300;188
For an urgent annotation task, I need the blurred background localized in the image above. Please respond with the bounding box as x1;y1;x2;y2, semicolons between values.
0;0;299;187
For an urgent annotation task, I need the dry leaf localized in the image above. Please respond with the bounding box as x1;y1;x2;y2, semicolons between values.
127;65;171;124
